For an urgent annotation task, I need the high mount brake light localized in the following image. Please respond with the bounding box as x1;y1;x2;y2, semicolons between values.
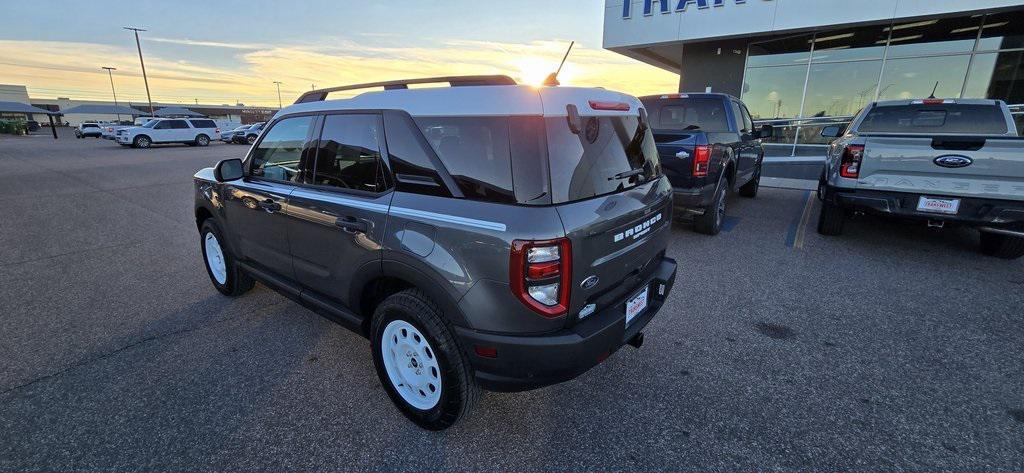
840;144;865;179
589;100;631;111
510;238;571;318
692;145;711;178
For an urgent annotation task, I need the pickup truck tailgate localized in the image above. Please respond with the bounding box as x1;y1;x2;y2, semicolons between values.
857;136;1024;201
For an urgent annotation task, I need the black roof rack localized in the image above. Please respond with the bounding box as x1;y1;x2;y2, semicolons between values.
293;75;518;104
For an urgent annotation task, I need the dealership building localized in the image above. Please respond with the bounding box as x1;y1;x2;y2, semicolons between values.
604;0;1024;155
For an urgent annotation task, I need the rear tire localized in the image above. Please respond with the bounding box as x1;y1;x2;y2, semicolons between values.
738;163;760;198
199;219;254;296
817;200;845;236
979;231;1024;259
195;134;210;147
694;175;727;235
370;289;479;430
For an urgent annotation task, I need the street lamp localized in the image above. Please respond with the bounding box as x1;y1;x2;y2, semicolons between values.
273;81;283;108
124;27;155;116
101;66;121;122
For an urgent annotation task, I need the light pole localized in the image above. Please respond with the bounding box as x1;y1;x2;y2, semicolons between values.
124;27;154;116
273;81;283;108
101;66;121;122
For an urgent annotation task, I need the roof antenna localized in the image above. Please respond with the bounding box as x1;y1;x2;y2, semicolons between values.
543;41;575;87
928;81;939;99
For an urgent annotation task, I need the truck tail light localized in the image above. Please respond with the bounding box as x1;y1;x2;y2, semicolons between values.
215;128;221;134
692;145;711;178
510;238;571;318
840;144;865;179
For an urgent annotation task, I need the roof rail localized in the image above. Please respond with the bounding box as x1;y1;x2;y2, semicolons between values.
294;75;518;104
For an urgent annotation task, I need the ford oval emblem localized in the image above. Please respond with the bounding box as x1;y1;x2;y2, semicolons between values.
581;275;600;290
934;155;973;168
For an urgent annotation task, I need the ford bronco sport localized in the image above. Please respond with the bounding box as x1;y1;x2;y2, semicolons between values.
193;76;678;429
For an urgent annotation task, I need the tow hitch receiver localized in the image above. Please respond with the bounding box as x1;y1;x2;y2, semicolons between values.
928;220;945;228
628;332;644;349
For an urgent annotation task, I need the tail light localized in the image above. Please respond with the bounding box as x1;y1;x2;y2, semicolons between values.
840;144;865;179
215;128;221;134
510;238;571;317
692;145;711;178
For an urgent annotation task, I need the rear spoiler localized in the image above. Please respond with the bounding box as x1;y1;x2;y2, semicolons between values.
294;75;517;104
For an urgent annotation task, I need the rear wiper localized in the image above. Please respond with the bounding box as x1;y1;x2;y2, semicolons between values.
609;168;645;181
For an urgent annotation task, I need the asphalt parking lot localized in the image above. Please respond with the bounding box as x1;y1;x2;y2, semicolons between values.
1;129;1022;471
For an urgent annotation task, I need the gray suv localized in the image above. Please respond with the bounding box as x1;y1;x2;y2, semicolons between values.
193;76;678;429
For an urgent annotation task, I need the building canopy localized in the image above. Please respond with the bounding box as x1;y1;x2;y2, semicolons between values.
154;107;204;117
60;104;143;115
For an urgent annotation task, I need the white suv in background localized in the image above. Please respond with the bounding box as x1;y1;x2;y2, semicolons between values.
116;118;221;148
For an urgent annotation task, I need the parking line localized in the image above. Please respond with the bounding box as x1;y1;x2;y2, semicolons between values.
785;191;814;249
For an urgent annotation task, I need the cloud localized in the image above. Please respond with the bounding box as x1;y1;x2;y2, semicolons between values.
0;38;679;106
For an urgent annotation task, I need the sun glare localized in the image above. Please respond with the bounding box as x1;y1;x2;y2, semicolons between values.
515;57;561;87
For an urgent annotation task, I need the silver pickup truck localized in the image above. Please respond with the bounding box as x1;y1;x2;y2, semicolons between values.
817;99;1024;260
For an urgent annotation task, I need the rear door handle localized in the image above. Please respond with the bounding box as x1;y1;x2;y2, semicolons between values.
259;199;281;212
335;216;368;234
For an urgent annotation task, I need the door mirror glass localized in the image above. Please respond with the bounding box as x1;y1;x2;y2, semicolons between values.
758;124;774;139
214;158;244;182
820;125;844;138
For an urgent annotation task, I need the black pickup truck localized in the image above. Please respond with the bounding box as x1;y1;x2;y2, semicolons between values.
640;93;773;235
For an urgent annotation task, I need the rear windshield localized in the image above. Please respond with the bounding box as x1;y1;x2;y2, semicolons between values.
412;115;661;205
858;104;1009;134
641;98;731;132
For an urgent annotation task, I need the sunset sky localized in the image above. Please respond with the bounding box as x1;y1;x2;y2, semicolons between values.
0;0;679;107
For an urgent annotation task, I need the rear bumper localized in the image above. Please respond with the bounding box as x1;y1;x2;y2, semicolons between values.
672;184;715;212
826;186;1024;227
455;257;677;392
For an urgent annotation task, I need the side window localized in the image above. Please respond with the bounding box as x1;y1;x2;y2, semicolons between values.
154;120;171;130
741;105;755;134
414;116;515;203
169;120;190;129
383;111;451;197
730;101;747;133
312;114;389;193
248;116;312;182
189;119;216;129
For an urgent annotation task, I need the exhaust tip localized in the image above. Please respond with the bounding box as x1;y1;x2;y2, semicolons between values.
628;332;644;349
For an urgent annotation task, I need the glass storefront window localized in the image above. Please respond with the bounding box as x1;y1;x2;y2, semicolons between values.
741;65;808;119
885;16;983;58
977;12;1024;51
802;60;882;117
747;34;812;67
810;26;888;63
877;55;971;101
964;51;1024;104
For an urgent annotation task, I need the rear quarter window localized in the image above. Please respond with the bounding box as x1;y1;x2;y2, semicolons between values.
858;104;1009;134
189;119;217;129
414;117;515;203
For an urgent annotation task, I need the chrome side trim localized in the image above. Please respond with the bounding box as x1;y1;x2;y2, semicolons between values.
388;207;507;232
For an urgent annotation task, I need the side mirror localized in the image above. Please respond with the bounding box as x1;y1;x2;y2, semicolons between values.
758;124;774;139
820;125;844;138
214;158;244;182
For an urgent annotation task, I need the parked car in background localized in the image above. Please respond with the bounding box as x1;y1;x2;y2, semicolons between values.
818;98;1024;259
26;120;39;132
640;93;772;235
116;118;220;148
193;76;677;430
232;121;265;144
220;125;249;143
75;122;103;138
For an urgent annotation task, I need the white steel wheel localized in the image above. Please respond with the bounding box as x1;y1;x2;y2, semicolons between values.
204;232;228;285
380;320;442;410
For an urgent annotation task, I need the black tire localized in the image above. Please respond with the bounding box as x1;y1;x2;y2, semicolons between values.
246;134;257;145
817;200;845;236
738;163;761;198
199;219;254;296
133;135;151;149
370;289;480;431
694;175;727;235
979;231;1024;260
195;134;210;147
